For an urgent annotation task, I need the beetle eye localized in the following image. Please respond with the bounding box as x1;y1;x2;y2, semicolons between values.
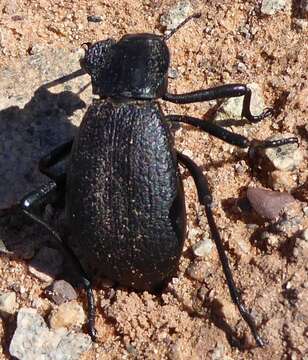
81;42;92;51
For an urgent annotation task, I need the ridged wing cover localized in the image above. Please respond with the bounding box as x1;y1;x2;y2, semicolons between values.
66;100;186;290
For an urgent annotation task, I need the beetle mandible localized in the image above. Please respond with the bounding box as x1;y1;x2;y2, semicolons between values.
19;14;298;347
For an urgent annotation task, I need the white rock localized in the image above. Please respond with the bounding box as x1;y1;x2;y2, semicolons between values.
263;134;303;171
261;0;287;15
9;308;91;360
192;238;213;257
0;292;17;317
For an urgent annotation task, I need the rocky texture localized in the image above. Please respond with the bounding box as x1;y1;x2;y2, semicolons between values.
9;308;91;360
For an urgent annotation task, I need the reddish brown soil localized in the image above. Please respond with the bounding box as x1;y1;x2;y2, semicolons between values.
0;1;307;359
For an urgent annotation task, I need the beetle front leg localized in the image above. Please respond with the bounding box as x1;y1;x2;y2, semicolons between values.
177;151;265;347
164;84;273;123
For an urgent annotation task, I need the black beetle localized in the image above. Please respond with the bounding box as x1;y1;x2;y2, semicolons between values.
19;14;298;347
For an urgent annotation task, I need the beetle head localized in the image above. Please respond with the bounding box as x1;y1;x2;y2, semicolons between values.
82;34;170;99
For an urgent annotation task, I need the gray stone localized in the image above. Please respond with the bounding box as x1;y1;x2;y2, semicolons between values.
263;134;304;171
160;1;193;31
46;280;77;305
261;0;287;15
214;83;265;121
29;247;64;283
0;291;17;317
9;308;91;360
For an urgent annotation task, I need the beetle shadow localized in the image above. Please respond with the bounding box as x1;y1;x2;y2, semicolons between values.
0;85;85;210
0;85;87;354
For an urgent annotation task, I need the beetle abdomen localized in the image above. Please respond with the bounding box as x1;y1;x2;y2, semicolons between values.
66;100;186;290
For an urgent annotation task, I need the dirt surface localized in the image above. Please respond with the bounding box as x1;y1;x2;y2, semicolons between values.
0;0;307;359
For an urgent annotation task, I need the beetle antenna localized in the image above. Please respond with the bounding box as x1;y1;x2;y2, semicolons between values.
163;12;201;41
43;68;87;89
76;81;91;95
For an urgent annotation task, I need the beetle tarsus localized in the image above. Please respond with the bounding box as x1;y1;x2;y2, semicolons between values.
82;277;97;341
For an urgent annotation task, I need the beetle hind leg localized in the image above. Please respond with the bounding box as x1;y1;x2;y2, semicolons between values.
177;151;266;348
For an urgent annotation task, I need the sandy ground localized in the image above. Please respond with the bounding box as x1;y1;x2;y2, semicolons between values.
0;0;307;359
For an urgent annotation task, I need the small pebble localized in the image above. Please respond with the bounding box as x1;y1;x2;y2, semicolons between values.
301;228;308;241
186;260;209;282
261;0;287;15
29;247;64;283
263;134;302;171
0;292;17;317
87;15;103;23
49;301;85;330
168;67;179;79
192;238;213;257
10;308;91;360
247;187;296;221
46;280;77;305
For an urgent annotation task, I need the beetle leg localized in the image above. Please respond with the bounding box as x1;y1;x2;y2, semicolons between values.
163;84;273;123
177;151;266;347
43;68;87;89
19;182;97;341
166;114;298;150
18;140;98;341
39;139;74;185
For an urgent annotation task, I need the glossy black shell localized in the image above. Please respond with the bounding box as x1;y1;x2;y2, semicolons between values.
66;99;186;290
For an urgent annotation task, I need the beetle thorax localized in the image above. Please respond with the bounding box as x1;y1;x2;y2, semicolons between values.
83;34;170;100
